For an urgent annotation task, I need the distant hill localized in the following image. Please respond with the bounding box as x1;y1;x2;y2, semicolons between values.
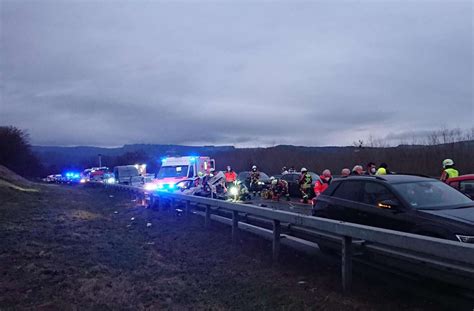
32;144;236;172
33;141;474;177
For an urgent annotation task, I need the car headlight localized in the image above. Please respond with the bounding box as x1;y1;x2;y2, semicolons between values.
229;187;239;196
258;181;265;185
107;177;115;184
144;183;158;191
455;235;474;243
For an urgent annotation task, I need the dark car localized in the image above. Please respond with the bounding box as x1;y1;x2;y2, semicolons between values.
312;175;474;243
280;172;321;198
237;171;271;191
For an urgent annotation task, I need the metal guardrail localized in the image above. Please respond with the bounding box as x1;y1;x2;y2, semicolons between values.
101;182;474;294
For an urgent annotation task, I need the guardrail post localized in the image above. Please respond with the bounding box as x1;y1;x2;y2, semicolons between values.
205;205;211;228
341;236;352;294
232;211;239;243
272;220;281;262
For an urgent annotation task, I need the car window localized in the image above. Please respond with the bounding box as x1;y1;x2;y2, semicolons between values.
362;182;397;206
460;180;474;198
332;181;363;201
281;174;296;182
237;172;249;180
392;181;472;210
309;172;321;183
323;180;340;196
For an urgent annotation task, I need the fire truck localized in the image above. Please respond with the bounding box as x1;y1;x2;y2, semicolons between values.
144;156;215;191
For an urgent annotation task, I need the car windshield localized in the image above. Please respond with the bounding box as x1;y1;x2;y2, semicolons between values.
157;165;188;178
392;181;473;210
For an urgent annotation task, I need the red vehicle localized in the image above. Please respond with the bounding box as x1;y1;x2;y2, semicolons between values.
446;174;474;199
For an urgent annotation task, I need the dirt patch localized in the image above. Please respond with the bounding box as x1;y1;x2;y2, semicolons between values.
0;184;455;310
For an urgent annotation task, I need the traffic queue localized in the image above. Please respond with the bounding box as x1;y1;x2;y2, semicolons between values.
44;156;470;204
43;155;474;243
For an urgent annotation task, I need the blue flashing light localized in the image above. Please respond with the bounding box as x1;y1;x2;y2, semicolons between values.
189;157;196;163
64;171;81;180
168;183;175;189
161;158;168;164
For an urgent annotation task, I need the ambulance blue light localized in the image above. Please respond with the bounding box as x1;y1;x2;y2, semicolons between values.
64;171;81;180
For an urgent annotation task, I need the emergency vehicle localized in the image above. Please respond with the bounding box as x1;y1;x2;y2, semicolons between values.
144;156;215;191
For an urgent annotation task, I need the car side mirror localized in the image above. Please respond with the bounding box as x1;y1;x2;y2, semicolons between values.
377;199;400;210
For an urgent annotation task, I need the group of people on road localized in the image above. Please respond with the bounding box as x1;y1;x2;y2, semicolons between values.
215;158;460;203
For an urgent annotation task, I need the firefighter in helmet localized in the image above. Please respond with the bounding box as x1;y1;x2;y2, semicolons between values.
440;159;459;183
249;165;261;197
299;167;312;203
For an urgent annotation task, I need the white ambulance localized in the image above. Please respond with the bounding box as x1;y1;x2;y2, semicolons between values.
144;156;215;191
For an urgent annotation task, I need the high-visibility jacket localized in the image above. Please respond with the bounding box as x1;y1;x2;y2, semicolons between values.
314;176;332;196
225;171;237;183
444;168;459;178
376;167;387;175
299;173;312;189
441;167;459;182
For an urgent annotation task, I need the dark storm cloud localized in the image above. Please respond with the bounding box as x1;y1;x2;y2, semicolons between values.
1;0;472;147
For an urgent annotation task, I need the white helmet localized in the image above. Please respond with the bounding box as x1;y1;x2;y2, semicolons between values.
442;159;454;168
252;165;257;170
301;167;307;172
271;179;278;185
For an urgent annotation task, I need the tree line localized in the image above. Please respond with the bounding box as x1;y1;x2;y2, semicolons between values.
0;126;44;177
2;125;472;178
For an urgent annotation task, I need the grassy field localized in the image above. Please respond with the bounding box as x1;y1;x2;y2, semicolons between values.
0;180;445;310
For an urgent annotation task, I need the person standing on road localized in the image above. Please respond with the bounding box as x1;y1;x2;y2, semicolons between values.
314;169;332;197
351;165;364;175
224;166;237;188
249;165;261;197
440;159;459;182
376;163;390;175
341;168;351;177
299;168;312;203
365;162;377;176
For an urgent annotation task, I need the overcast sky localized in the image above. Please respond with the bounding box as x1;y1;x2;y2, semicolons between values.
1;0;472;147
